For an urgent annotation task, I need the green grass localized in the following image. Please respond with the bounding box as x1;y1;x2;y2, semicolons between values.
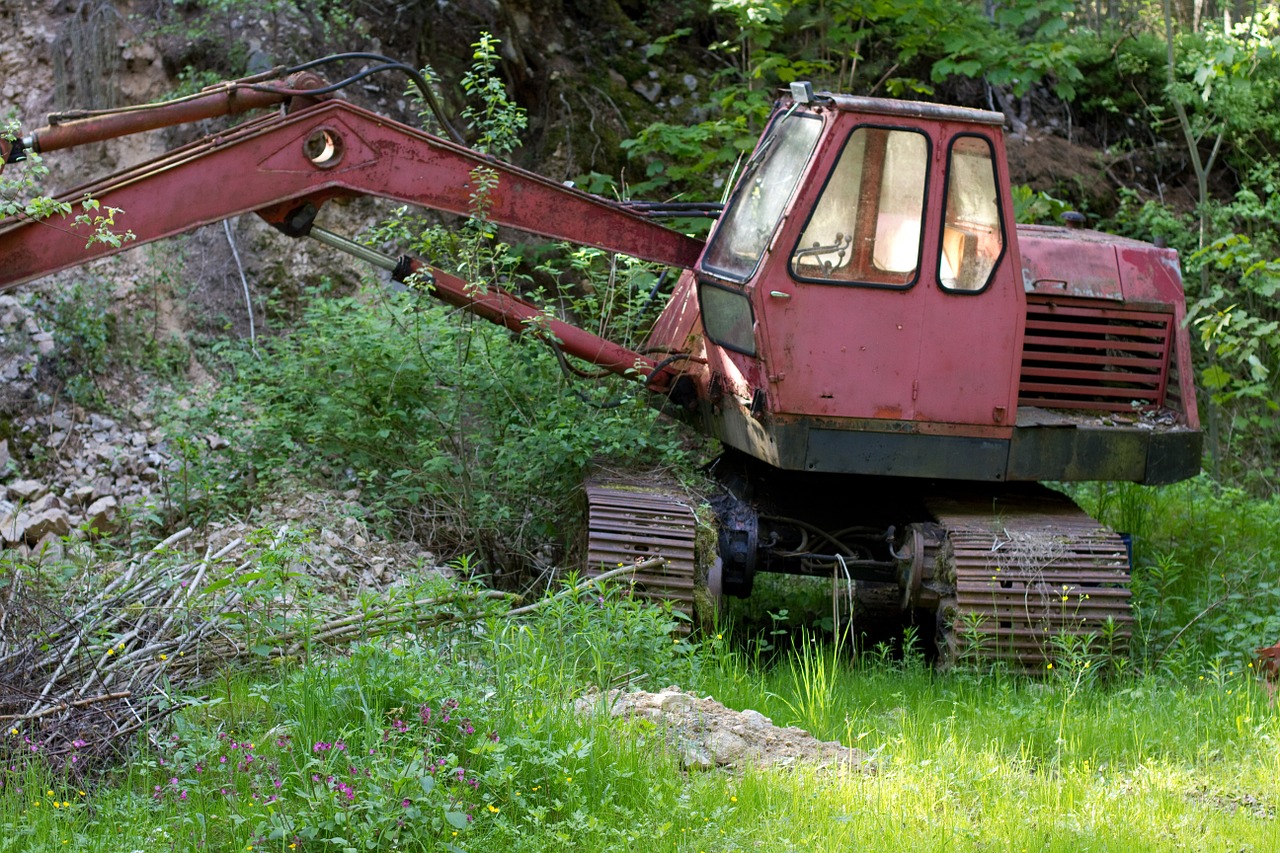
4;593;1279;852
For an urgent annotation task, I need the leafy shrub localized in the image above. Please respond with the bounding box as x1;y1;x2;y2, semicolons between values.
164;285;691;575
1082;477;1280;667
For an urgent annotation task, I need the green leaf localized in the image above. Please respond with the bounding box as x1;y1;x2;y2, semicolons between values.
1202;364;1232;390
201;577;232;595
419;775;436;795
445;810;469;829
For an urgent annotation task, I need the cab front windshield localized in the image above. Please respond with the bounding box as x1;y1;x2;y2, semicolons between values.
702;112;821;281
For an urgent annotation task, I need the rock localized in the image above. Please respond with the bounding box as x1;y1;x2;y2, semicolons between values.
657;690;695;713
28;493;66;514
681;744;715;771
31;332;54;355
709;729;749;765
7;479;48;502
632;79;661;102
23;507;71;543
0;503;21;545
84;496;119;535
92;476;115;500
31;531;66;563
574;687;874;773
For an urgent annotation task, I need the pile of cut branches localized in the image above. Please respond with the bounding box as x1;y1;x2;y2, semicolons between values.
0;527;660;774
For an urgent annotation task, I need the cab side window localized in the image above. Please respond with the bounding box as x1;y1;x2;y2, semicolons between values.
939;135;1004;293
790;127;928;288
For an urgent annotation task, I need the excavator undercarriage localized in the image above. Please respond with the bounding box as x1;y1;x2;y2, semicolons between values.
585;464;1131;669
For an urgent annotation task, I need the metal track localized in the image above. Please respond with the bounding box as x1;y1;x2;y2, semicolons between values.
584;479;699;619
924;488;1132;669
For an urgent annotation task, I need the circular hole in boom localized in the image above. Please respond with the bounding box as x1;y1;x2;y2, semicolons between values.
303;129;343;168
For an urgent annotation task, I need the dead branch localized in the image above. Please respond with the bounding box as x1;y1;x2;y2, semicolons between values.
1;536;670;775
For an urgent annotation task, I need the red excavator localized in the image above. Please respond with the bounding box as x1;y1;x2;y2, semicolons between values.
0;57;1200;667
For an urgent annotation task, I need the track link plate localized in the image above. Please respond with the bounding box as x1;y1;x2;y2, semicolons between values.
926;488;1132;669
584;478;699;620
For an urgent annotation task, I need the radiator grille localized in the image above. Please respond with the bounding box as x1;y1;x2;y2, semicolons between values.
1018;296;1173;413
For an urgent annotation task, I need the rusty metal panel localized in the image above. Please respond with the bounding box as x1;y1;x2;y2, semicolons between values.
1018;226;1125;301
753;111;1023;431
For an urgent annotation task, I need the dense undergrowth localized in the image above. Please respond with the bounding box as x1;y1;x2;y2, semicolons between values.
161;280;695;581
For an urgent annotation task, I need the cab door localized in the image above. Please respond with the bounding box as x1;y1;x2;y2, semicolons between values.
911;130;1023;431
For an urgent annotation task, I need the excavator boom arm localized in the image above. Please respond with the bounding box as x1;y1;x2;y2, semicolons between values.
0;98;704;291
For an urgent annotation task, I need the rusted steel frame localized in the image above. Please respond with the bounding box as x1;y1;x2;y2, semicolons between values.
8;112;284;212
1022;338;1169;357
1024;318;1170;338
850;128;890;272
1019;384;1160;402
1025;299;1175;322
0;100;703;290
398;258;662;385
1023;351;1164;369
1022;365;1164;383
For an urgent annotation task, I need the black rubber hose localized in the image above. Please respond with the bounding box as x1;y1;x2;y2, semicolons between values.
280;52;464;145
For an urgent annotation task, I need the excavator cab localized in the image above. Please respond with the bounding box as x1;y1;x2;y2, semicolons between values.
647;88;1200;487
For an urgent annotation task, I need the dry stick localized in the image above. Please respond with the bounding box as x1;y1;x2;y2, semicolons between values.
102;698;187;744
285;591;516;654
295;590;514;642
0;567;19;640
140;528;193;566
499;560;664;619
151;547;233;658
154;546;227;639
26;633;84;716
76;625;145;697
92;557;143;603
1155;593;1231;668
281;560;665;656
1;690;132;722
